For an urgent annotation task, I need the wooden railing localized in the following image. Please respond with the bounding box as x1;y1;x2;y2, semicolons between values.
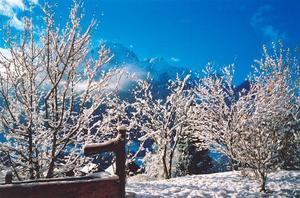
84;125;127;198
0;125;128;198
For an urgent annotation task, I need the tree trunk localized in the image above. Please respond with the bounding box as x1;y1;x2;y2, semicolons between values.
168;139;179;178
259;171;267;192
162;145;170;179
28;130;34;179
46;130;58;178
230;157;239;171
167;153;173;179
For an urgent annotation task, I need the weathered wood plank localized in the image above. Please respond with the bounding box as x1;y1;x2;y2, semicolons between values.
0;177;120;198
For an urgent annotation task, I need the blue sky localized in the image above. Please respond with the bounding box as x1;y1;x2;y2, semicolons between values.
0;0;300;84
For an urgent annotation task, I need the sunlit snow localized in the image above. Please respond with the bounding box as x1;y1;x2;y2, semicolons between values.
127;171;300;197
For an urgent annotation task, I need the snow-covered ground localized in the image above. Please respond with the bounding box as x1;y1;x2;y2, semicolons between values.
126;171;300;198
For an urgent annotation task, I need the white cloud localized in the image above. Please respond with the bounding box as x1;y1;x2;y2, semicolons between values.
0;1;15;16
74;71;129;93
75;64;145;93
262;25;280;41
251;5;285;41
10;14;24;30
5;0;25;10
0;47;12;74
170;57;180;63
250;5;272;27
0;0;36;30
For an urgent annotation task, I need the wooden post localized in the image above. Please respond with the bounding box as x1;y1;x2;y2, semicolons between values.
116;125;126;198
83;125;127;198
5;171;12;184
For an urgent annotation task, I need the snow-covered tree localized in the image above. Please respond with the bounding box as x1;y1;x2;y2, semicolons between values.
235;44;299;191
0;3;122;180
190;43;300;191
190;64;248;169
129;75;194;179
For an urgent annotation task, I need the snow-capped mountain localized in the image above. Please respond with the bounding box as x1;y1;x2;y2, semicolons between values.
94;42;190;99
97;42;250;99
102;42;139;65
